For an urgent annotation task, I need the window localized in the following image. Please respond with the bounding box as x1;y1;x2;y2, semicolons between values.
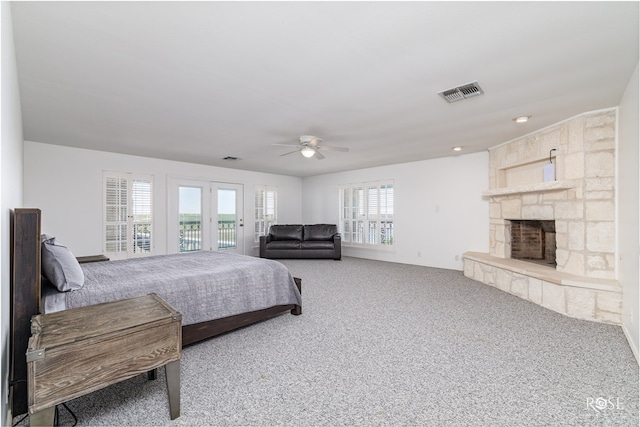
104;172;153;258
339;180;394;247
254;185;277;243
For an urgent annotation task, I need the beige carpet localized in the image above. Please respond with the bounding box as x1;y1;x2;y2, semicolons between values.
15;257;639;426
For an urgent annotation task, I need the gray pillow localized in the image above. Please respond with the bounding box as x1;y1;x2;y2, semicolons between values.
41;234;84;292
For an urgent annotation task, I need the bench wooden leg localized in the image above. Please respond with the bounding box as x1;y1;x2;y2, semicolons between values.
30;406;55;427
165;360;180;420
147;368;158;380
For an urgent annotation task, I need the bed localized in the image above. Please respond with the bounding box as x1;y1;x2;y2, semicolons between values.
9;208;302;416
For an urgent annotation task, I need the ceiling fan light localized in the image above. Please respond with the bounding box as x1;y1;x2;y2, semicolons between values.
300;147;315;158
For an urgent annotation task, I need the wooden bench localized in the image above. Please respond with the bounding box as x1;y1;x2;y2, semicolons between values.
27;294;181;425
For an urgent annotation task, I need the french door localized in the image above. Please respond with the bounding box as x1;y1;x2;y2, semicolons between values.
168;179;244;254
211;182;244;254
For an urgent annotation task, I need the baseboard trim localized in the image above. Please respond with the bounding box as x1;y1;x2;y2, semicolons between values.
622;323;639;365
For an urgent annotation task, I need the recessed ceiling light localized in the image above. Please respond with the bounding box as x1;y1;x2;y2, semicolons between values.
452;146;463;152
513;115;531;123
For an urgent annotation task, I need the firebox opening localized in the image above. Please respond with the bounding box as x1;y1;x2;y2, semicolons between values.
510;220;556;267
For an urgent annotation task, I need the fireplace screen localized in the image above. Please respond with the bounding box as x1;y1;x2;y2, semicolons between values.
510;220;556;266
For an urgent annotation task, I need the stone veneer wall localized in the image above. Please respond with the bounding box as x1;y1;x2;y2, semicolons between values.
488;108;616;279
464;108;621;324
463;252;622;323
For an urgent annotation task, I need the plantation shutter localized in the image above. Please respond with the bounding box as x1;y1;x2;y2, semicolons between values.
131;178;153;254
338;180;394;247
254;185;278;243
380;183;394;244
104;176;128;254
254;187;265;242
367;184;379;244
340;187;351;243
104;172;153;258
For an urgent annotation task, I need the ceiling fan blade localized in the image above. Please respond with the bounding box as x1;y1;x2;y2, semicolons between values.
314;151;325;160
279;150;300;157
272;143;301;148
316;146;349;152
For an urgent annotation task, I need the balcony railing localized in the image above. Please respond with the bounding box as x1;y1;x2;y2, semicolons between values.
133;223;152;253
179;219;236;252
217;220;237;249
179;220;202;252
341;220;394;245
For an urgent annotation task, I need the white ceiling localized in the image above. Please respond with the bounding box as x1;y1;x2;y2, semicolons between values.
10;1;639;177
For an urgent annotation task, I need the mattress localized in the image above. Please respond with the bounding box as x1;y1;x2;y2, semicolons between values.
42;251;301;326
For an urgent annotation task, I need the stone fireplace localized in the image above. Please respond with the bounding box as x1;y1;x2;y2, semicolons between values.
464;108;622;324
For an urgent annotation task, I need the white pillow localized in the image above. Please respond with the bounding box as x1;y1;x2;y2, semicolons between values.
41;234;85;292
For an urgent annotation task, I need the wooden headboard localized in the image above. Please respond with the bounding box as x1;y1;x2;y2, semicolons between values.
9;208;41;416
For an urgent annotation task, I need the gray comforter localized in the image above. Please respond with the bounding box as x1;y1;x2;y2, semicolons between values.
42;251;301;326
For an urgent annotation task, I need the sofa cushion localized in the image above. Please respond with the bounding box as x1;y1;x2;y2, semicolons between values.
303;224;337;241
269;225;303;241
300;240;335;250
266;240;301;250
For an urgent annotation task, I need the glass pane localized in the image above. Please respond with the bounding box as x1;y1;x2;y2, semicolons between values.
218;189;237;250
179;186;202;252
381;221;394;245
368;221;378;244
132;222;152;253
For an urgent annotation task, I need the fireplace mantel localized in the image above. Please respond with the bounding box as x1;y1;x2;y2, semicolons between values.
482;180;574;197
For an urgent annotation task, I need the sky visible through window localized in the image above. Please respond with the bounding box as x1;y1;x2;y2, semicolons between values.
218;190;235;215
179;187;201;214
179;187;235;214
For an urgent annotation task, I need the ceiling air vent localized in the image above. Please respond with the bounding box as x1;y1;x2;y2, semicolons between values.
223;156;240;161
438;81;484;103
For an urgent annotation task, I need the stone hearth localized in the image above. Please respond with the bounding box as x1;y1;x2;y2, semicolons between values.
464;108;622;324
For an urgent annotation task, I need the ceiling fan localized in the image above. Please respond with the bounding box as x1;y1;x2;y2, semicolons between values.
272;135;349;160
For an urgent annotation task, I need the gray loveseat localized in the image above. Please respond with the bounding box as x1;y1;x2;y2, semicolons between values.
259;224;341;260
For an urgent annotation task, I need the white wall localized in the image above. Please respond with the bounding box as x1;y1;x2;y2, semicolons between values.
24;141;303;257
1;2;25;423
618;62;639;362
301;151;489;270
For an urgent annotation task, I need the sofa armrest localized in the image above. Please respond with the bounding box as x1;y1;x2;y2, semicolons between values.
333;234;342;260
259;235;271;258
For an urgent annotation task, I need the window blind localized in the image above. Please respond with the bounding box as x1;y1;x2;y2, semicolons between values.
339;180;394;247
103;172;153;257
254;185;278;243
